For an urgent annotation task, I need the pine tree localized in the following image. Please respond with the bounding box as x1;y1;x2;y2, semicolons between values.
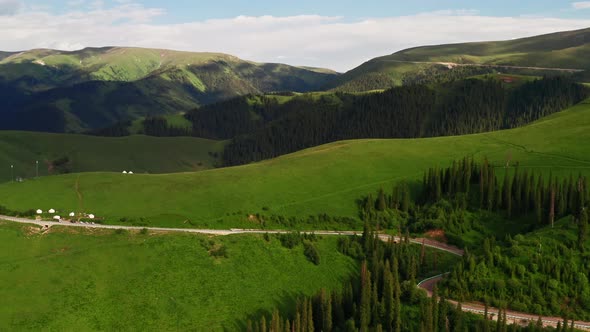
261;315;267;332
550;185;556;228
432;285;439;332
579;208;588;251
271;309;281;332
383;267;394;332
438;294;448;332
360;261;371;332
393;258;401;332
307;298;314;332
321;289;332;332
377;188;387;211
503;169;512;217
401;184;410;213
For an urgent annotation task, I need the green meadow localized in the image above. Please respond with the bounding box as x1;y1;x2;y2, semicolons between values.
0;99;589;229
0;221;357;331
0;131;225;181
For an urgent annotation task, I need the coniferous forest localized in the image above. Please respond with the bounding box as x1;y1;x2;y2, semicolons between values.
359;158;590;322
89;77;589;167
244;224;573;332
209;77;586;165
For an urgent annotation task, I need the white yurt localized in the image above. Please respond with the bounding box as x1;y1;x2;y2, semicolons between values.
69;212;75;217
122;171;128;174
128;171;134;174
88;214;95;219
48;209;56;214
53;215;61;221
36;209;43;214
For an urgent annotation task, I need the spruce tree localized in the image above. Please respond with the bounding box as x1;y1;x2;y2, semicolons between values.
579;208;588;251
321;289;333;332
383;267;394;332
503;170;512;217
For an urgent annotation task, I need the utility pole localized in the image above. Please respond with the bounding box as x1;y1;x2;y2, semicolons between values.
10;164;13;182
36;160;39;178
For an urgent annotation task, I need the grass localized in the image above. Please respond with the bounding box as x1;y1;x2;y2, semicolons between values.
0;221;358;330
0;131;225;181
331;27;590;91
1;99;589;229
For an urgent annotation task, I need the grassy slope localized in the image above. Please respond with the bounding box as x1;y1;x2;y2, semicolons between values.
0;47;337;88
330;27;590;90
0;99;589;228
0;131;225;181
0;221;356;330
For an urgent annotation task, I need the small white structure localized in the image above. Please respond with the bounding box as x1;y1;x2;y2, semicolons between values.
128;171;134;175
53;215;61;221
122;171;128;174
69;212;75;217
48;209;56;214
88;214;95;219
36;209;43;214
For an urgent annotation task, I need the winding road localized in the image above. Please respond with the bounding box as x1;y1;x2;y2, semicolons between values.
1;214;589;329
378;59;586;73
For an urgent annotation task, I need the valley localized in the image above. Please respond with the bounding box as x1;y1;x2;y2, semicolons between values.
2;24;590;331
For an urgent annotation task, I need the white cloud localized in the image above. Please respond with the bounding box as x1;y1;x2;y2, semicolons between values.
572;2;590;9
0;3;589;71
0;0;22;15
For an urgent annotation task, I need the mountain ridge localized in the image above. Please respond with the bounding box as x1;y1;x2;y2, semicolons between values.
327;27;590;91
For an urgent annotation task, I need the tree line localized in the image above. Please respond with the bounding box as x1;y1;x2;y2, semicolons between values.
221;77;588;165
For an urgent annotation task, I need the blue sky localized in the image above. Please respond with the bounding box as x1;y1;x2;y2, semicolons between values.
1;0;590;70
30;0;590;21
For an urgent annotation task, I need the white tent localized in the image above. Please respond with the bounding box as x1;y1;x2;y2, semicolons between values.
53;216;61;221
69;212;75;217
122;171;128;174
36;209;43;214
88;214;95;219
48;209;55;214
128;171;134;174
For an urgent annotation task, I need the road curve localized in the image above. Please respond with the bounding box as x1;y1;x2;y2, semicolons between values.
418;271;590;330
2;215;587;329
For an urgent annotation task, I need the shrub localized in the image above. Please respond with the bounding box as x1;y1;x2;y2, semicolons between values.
210;244;228;258
303;241;320;265
114;228;127;235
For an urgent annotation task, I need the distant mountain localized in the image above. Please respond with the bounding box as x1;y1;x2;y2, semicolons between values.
327;27;590;91
0;47;338;132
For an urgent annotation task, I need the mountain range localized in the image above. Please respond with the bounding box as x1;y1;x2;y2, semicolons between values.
0;47;337;132
0;27;589;133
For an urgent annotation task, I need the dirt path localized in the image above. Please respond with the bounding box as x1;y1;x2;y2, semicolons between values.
379;59;586;73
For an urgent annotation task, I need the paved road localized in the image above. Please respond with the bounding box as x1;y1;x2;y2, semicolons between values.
2;214;587;329
379;59;586;73
418;274;590;330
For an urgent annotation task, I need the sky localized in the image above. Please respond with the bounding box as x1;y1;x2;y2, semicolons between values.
1;0;590;71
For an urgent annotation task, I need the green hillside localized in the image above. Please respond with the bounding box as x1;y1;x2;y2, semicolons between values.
0;221;356;330
0;47;338;132
329;27;590;91
0;131;225;181
0;99;588;229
